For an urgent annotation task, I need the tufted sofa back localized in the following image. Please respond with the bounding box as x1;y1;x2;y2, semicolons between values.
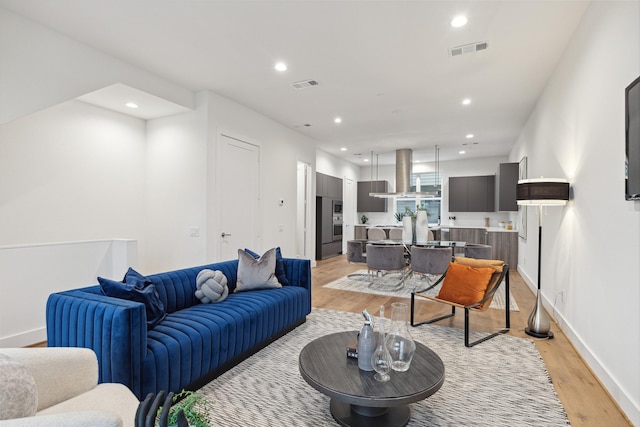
147;260;239;314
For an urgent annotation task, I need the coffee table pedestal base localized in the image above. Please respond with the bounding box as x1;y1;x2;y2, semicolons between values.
330;399;410;427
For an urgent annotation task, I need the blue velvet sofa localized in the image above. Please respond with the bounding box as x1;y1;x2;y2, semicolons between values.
45;257;311;400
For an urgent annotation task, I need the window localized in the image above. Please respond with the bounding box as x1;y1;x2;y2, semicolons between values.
396;172;441;224
397;198;441;224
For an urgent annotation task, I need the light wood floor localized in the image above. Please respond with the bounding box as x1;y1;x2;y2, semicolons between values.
312;255;632;427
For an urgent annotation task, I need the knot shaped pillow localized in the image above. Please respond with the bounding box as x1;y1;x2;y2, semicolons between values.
195;269;229;303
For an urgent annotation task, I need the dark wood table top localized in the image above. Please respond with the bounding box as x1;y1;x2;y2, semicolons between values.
299;331;445;408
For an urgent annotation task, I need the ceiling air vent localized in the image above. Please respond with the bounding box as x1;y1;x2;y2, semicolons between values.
449;41;488;57
292;79;319;89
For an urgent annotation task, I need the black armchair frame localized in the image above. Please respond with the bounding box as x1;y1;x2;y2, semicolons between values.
410;264;510;347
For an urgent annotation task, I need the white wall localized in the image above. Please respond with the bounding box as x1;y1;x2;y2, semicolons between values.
144;102;208;273
510;1;640;423
0;239;136;347
0;100;147;246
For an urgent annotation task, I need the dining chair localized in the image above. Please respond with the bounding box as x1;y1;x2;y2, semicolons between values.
367;228;387;240
464;244;492;259
366;244;409;289
388;227;403;240
410;246;452;287
346;240;369;279
415;227;434;243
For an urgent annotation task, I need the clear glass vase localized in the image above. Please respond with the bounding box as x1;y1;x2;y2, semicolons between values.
385;302;416;372
371;305;392;382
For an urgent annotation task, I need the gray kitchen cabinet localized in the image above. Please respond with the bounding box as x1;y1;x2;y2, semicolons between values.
317;172;343;199
487;231;518;269
446;227;518;268
357;181;388;212
448;176;469;212
449;228;488;245
448;175;495;212
497;162;519;211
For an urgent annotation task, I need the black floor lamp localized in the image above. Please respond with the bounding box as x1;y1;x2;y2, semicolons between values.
517;178;570;339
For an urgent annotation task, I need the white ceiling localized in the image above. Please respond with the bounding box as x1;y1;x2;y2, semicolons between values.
77;83;191;120
1;0;589;165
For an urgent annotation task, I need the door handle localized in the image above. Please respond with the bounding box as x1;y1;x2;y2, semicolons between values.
221;232;232;238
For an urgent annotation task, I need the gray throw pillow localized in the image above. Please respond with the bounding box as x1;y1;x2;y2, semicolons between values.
195;269;229;303
236;248;281;292
0;353;38;420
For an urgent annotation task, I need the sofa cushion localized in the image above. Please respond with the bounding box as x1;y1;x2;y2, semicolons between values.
99;268;166;329
236;249;281;292
244;247;290;286
195;269;229;303
0;353;38;420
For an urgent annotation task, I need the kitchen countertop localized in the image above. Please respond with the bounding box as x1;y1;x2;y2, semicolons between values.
357;224;517;232
438;225;518;232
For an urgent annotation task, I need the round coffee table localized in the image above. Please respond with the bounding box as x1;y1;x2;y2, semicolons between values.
299;331;445;427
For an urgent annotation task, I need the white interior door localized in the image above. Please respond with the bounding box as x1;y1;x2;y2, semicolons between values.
296;162;312;259
343;177;355;252
216;134;260;260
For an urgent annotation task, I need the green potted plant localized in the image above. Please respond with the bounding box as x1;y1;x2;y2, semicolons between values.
159;390;211;427
360;214;368;224
394;212;404;223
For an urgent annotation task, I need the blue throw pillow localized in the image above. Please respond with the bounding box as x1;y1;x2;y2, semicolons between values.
244;247;290;286
98;268;166;329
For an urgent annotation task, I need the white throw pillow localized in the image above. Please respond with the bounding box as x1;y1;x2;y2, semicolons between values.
0;353;38;420
236;248;281;292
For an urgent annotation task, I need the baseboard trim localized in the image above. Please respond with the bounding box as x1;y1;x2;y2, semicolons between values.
0;327;46;348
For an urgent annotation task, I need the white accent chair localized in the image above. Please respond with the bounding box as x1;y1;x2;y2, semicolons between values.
388;227;403;240
0;347;139;427
367;228;387;240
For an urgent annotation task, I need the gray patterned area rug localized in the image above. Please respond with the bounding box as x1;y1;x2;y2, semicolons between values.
198;309;568;426
322;270;520;311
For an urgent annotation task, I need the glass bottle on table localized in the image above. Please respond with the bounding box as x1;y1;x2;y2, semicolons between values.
371;305;392;382
357;320;375;371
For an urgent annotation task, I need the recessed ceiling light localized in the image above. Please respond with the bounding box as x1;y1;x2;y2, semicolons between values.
466;134;474;139
459;150;466;154
451;16;468;28
125;102;139;109
334;117;342;124
340;147;347;151
363;159;369;162
462;98;471;105
274;62;287;72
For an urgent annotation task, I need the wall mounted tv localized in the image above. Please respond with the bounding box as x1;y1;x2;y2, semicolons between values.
626;75;640;200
